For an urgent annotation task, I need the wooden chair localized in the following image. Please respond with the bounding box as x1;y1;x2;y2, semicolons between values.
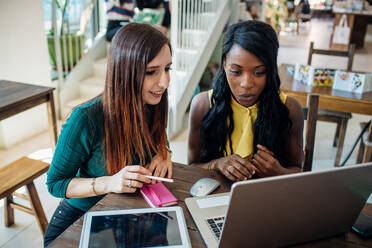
303;94;319;172
0;157;50;235
307;41;355;167
357;121;372;164
308;41;355;71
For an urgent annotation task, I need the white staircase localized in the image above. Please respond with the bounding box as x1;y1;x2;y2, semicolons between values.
79;75;104;97
59;34;107;118
92;57;107;78
63;57;107;117
168;0;239;138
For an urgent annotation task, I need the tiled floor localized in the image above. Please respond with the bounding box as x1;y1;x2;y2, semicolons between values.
1;18;372;248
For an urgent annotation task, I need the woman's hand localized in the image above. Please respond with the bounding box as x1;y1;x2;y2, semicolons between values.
251;145;286;177
146;151;173;183
108;165;151;193
212;154;255;181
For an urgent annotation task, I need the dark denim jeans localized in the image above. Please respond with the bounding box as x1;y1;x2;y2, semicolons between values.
44;200;85;247
106;20;129;42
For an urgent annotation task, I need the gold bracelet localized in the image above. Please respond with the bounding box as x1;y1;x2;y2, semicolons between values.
91;178;98;196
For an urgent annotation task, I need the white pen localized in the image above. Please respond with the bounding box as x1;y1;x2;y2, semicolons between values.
145;175;174;183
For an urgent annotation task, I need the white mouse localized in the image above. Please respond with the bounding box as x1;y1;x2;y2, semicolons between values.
190;178;220;197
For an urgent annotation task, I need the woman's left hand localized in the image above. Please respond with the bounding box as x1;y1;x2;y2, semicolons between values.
251;145;286;177
146;151;172;183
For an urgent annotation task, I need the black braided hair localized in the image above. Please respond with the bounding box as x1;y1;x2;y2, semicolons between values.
200;20;292;165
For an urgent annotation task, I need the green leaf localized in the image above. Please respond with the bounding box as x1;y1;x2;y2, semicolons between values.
55;0;61;9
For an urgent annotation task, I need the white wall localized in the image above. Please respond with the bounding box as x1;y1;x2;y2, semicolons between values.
0;0;52;148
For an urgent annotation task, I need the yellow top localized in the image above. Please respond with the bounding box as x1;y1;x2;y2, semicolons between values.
208;90;287;160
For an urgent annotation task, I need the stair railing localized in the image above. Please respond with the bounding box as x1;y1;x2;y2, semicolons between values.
168;0;238;137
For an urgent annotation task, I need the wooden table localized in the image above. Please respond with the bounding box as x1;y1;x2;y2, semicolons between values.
0;80;58;148
279;64;372;115
49;163;372;248
279;64;372;163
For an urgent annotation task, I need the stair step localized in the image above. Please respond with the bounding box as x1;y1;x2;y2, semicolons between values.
66;96;93;109
79;76;105;98
169;70;187;105
200;12;216;29
174;48;199;69
93;57;107;77
62;96;93;119
181;29;207;49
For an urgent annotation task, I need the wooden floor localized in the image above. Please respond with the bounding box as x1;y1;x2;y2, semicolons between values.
1;18;372;248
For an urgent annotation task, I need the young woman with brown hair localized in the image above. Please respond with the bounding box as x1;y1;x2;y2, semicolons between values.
44;23;172;247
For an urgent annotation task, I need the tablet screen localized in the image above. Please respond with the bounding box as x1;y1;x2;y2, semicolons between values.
87;211;182;247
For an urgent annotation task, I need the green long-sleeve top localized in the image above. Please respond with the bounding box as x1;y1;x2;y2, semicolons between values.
46;97;154;212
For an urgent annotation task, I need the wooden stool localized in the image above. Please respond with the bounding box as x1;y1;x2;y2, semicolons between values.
0;156;49;235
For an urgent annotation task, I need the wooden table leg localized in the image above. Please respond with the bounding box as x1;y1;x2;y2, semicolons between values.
4;195;14;227
357;136;365;163
26;182;48;235
362;120;372;163
350;15;370;49
334;119;347;167
304;94;319;172
46;92;58;149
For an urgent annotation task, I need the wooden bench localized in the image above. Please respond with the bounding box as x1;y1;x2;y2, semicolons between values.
0;156;50;235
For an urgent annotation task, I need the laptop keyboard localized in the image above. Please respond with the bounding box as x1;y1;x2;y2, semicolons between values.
206;216;225;240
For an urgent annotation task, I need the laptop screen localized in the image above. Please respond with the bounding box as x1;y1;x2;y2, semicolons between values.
87;211;182;247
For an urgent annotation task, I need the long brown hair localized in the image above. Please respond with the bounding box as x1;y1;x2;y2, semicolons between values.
103;23;170;175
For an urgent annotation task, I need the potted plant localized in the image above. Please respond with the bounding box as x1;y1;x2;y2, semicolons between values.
47;0;93;71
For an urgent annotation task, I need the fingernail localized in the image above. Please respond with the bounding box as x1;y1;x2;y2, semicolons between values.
244;177;247;180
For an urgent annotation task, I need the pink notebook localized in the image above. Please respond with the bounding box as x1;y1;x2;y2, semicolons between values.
140;183;178;208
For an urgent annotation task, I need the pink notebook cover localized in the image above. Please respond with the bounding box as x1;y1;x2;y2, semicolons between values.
140;183;178;208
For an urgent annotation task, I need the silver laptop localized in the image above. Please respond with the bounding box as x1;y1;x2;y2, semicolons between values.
185;162;372;248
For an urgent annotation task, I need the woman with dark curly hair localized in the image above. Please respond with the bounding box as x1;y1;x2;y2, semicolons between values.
188;20;304;181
